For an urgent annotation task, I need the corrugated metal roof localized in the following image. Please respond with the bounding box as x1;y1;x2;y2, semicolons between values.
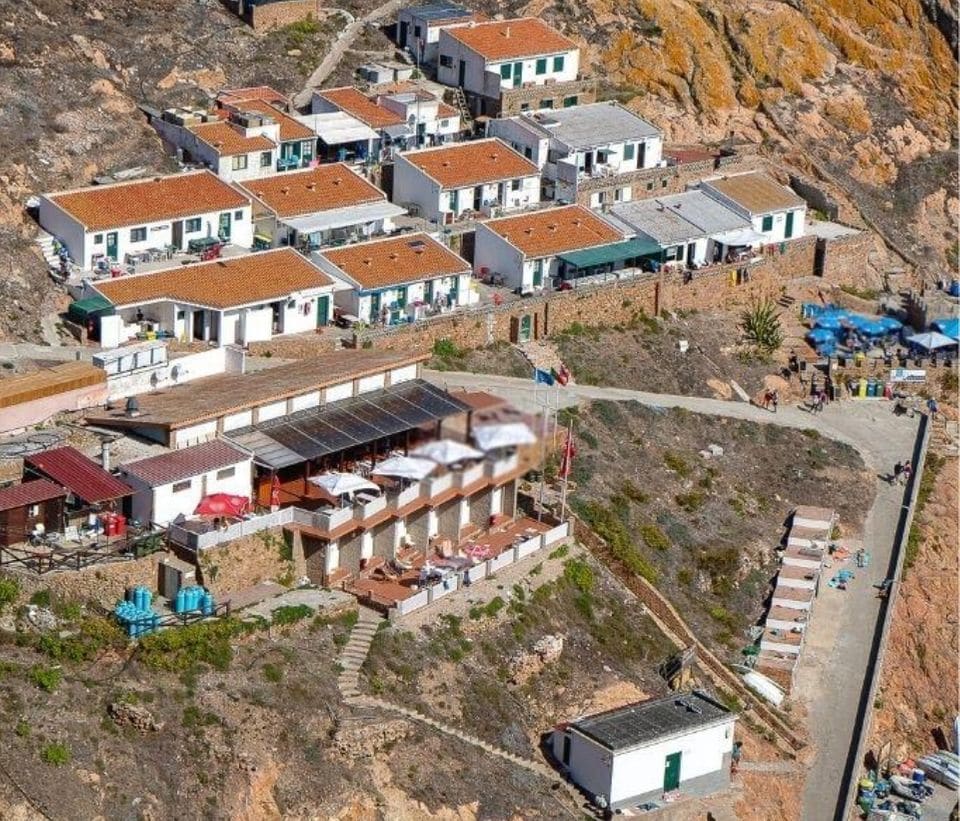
569;691;732;752
24;446;133;504
0;479;66;513
120;440;250;488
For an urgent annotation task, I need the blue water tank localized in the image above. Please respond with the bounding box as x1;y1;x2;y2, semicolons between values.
201;591;214;616
175;588;187;614
189;587;201;611
142;588;152;610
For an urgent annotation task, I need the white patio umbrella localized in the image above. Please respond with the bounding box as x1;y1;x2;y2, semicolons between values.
411;439;484;465
308;472;380;497
906;331;956;351
472;422;537;451
371;455;437;481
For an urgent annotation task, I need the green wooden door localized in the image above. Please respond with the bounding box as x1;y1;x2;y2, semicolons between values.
663;752;681;792
512;61;522;87
784;211;795;239
106;232;118;261
316;295;329;327
218;211;232;241
519;314;533;343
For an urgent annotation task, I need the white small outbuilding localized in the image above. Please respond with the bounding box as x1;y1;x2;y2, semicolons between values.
551;690;736;812
119;439;253;527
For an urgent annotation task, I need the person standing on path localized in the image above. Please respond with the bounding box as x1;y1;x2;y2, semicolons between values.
772;390;780;413
901;459;912;486
892;461;903;484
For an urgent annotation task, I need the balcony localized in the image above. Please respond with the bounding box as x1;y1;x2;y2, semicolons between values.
486;452;519;480
421;472;453;499
354;493;387;521
391;482;423;510
455;461;485;489
316;505;355;532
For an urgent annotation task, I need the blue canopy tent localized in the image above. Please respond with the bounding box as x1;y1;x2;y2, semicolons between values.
932;317;960;341
814;314;847;331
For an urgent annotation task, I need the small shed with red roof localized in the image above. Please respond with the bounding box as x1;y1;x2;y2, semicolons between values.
0;479;67;547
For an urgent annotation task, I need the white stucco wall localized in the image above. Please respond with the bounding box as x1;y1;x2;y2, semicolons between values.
174;420;219;448
137;458;253;526
473;222;524;289
392;155;444;222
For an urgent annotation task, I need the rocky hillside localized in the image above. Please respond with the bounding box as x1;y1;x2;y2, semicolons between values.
502;0;959;279
0;0;956;341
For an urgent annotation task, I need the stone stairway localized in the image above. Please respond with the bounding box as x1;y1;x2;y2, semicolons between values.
336;606;383;701
35;230;61;269
516;339;575;385
335;607;588;810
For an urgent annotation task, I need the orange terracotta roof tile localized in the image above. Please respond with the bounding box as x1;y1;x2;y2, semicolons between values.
226;98;315;142
437;102;459;119
400;138;538;189
92;248;334;310
444;18;576;61
315;87;405;129
238;164;385;218
483;204;623;258
189;121;277;156
320;232;469;289
46;171;250;232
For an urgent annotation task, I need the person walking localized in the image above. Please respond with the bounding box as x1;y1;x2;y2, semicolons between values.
901;459;913;485
815;389;827;414
772;390;780;413
892;461;903;485
927;397;939;422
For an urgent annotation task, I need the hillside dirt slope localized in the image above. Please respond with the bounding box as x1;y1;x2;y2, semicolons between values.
867;455;959;762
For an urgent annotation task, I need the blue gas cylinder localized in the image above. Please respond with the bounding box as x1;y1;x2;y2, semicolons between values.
201;591;214;615
175;588;187;614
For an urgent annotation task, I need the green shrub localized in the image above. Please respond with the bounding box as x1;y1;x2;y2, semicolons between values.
432;338;463;359
182;705;220;729
262;663;283;683
904;453;946;573
620;480;648;504
15;720;30;738
663;451;691;478
37;616;125;662
0;577;20;611
548;544;569;560
575;501;659;583
40;742;70;766
563;559;595;593
138;619;248;672
592;400;623;428
29;589;51;607
674;491;705;512
739;297;784;353
640;524;671;551
271;604;314;626
30;665;62;692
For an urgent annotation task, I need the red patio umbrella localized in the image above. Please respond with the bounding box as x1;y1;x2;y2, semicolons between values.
194;494;250;517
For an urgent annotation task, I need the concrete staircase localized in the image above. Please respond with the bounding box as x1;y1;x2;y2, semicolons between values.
516;339;575;385
335;607;588;810
336;606;383;701
35;230;61;269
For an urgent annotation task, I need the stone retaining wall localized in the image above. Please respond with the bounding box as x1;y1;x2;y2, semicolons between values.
245;0;324;32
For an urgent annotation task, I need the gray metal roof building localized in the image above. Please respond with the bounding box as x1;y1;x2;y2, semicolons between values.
568;691;733;752
521;102;661;149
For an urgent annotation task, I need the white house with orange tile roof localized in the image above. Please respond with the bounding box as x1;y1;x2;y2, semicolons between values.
312;232;476;325
392;138;540;223
236;164;406;250
82;248;341;346
473;204;630;293
436;18;580;114
375;89;462;147
38;171;254;271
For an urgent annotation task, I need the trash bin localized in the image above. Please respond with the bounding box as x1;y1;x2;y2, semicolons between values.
858;378;868;397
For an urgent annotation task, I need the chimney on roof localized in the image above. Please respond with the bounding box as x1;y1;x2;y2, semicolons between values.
125;397;140;418
307;182;317;191
281;186;290;194
100;441;111;472
573;218;581;226
389;253;399;260
363;258;372;265
503;25;511;37
332;178;341;186
548;223;557;231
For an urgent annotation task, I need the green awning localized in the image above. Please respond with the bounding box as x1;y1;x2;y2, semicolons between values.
558;237;662;269
68;295;115;320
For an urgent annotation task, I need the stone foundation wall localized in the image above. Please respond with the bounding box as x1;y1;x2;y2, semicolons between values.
246;0;323;32
497;79;597;117
360;242;812;353
197;531;292;597
818;231;875;287
5;551;170;608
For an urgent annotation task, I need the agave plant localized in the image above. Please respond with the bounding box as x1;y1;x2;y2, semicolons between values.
740;297;784;354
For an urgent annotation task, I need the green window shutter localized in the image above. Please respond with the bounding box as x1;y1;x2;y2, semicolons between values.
500;64;511;79
762;215;774;232
535;58;547;75
553;55;565;72
623;143;635;160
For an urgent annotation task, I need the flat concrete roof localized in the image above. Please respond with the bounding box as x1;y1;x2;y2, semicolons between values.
521;101;661;149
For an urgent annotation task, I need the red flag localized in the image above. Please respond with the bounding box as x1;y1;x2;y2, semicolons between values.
559;431;576;478
555;364;570;386
270;474;281;509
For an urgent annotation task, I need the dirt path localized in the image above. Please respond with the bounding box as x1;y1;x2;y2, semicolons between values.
292;0;404;109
